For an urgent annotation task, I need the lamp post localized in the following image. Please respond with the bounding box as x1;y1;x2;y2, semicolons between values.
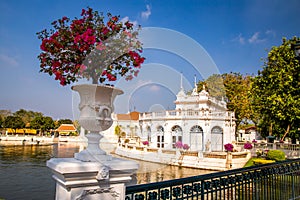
292;41;300;61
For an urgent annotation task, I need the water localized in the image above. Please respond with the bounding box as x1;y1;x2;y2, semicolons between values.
0;143;214;200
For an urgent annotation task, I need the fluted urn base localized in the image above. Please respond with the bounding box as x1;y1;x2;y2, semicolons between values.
74;132;112;162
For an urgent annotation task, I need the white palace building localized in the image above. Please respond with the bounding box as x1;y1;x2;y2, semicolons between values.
107;79;236;153
102;79;248;171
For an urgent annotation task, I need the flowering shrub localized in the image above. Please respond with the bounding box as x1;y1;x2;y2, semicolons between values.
142;141;149;146
175;141;183;149
224;143;234;152
183;144;190;150
37;7;145;86
252;139;257;143
244;142;253;150
266;150;286;161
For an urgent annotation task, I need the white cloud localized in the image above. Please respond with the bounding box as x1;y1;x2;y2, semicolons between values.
232;34;245;44
0;54;19;67
141;4;151;20
248;32;265;44
265;30;276;38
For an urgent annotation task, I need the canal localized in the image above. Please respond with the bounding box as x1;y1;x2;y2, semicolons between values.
0;142;215;200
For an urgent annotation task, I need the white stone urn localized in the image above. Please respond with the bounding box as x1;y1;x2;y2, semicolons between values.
72;84;123;162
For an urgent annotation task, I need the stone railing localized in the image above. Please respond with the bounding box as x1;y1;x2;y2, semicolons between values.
140;110;234;121
235;141;300;159
115;143;251;171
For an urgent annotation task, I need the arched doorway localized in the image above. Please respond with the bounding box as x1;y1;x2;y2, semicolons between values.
190;125;203;151
171;125;182;149
211;126;223;151
156;126;164;148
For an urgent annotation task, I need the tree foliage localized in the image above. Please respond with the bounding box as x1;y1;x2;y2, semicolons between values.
30;116;55;134
114;125;122;142
195;73;253;132
251;37;300;140
204;74;226;100
222;72;253;130
3;116;25;133
0;109;75;135
13;109;43;127
114;125;121;136
195;74;226;99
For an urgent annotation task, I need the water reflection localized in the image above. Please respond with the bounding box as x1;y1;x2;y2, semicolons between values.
134;160;213;184
0;143;214;200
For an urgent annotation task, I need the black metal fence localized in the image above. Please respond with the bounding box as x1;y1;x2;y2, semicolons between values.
125;158;300;200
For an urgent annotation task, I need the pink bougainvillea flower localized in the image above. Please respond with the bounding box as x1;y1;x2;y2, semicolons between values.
37;7;145;86
224;143;234;152
244;142;253;150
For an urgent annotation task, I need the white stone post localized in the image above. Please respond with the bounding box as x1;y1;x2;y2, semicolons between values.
47;157;138;200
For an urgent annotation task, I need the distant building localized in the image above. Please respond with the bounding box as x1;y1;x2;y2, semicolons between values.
106;77;236;152
56;124;77;136
237;126;260;141
5;128;37;135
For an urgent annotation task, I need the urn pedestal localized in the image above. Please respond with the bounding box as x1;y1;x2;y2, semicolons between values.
47;84;139;200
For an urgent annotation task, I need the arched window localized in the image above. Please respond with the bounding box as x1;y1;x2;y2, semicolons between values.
211;126;223;151
156;126;164;148
190;125;203;133
172;125;182;132
171;125;183;149
190;125;203;151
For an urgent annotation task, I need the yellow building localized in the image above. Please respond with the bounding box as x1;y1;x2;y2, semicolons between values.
6;128;37;135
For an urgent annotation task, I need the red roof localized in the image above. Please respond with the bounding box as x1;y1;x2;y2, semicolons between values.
56;124;77;132
116;111;139;121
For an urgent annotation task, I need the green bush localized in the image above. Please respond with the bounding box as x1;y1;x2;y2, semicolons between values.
244;158;276;167
253;158;275;165
267;150;286;161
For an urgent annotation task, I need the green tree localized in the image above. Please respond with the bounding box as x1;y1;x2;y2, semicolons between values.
194;75;226;99
30;116;43;134
3;116;25;133
194;73;253;133
222;72;253;131
42;116;55;133
31;116;55;135
251;37;300;141
14;109;42;127
115;125;122;143
204;74;226;100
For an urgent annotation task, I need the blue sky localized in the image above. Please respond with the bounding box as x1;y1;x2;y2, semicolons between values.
0;0;299;120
